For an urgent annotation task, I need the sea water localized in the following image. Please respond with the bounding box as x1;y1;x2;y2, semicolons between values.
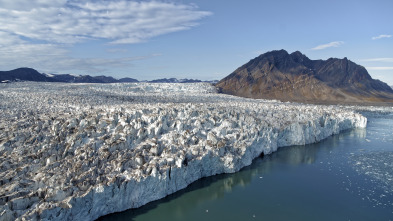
99;113;393;221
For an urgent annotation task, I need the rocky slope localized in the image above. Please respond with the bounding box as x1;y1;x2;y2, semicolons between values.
216;50;393;104
0;82;368;221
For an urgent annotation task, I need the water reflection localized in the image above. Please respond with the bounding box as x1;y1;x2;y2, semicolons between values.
98;161;256;220
99;128;370;221
268;127;365;165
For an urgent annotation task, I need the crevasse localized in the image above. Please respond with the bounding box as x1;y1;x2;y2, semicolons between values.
0;82;366;221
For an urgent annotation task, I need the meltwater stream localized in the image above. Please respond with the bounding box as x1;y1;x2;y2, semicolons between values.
99;113;393;221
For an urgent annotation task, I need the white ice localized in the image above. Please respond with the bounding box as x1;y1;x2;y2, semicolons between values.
0;82;369;221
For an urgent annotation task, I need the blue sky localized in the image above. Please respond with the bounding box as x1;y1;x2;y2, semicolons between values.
0;0;392;84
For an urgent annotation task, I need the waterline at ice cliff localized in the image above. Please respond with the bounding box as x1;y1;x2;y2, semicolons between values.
0;82;366;221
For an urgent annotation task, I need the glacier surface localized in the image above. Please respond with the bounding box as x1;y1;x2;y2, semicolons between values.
0;82;368;221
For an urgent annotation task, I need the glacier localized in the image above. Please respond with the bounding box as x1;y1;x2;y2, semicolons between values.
0;82;369;221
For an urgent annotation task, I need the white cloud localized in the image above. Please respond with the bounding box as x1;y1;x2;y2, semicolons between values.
106;48;128;53
0;31;24;45
0;0;212;44
0;31;159;73
311;41;344;50
366;67;393;70
361;58;393;62
0;1;211;74
0;0;66;11
372;34;391;40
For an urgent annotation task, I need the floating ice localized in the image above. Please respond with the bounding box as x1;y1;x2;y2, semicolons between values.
351;152;393;208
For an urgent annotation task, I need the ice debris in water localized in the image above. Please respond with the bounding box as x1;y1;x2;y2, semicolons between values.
0;82;367;221
351;152;393;208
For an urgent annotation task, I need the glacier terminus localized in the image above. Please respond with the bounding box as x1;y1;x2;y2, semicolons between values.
0;82;370;220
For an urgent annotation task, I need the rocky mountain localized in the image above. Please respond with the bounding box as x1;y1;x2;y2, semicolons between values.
118;77;139;83
0;68;213;84
0;68;142;83
216;50;393;104
50;74;106;83
148;78;203;83
50;74;139;83
148;78;218;84
0;68;59;82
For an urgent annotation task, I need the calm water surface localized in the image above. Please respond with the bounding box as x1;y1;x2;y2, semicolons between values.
99;113;393;221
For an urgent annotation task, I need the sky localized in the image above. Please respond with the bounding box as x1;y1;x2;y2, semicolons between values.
0;0;392;85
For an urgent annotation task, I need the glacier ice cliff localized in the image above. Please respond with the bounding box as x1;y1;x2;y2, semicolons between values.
0;82;368;221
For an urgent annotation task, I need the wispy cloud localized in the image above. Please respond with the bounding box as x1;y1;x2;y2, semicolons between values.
0;0;211;73
106;48;129;54
361;58;393;62
372;34;391;40
0;31;159;73
0;0;212;44
311;41;344;50
366;67;393;70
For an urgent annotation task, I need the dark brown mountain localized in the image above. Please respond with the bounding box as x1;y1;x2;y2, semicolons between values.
216;50;393;104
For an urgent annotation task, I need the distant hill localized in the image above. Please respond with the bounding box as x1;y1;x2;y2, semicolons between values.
119;77;139;83
0;67;215;84
0;68;139;83
0;68;59;82
147;78;218;84
216;50;393;104
148;78;202;83
50;74;139;83
50;74;107;83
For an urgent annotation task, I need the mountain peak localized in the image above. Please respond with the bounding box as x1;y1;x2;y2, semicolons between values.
10;67;42;75
259;49;289;58
0;68;216;84
290;51;311;64
0;67;58;82
216;50;393;104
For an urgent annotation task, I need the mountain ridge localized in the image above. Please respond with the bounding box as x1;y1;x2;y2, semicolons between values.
216;50;393;104
0;68;216;84
0;68;59;83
